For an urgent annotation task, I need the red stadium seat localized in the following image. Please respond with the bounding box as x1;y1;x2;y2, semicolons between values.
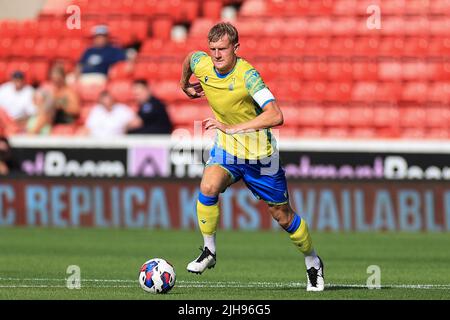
0;61;7;83
426;128;449;139
333;0;357;16
403;37;429;58
400;127;426;139
353;36;380;57
297;127;323;138
280;104;301;126
322;127;349;138
329;37;355;56
402;62;428;81
352;82;377;102
177;0;201;22
167;103;212;125
348;106;374;127
203;0;223;20
109;61;134;81
378;37;405;57
152;17;173;40
401;82;428;103
299;82;327;102
328;62;353;80
15;20;39;38
426;107;449;128
323;106;350;127
280;37;306;56
0;108;20;136
76;82;107;103
324;82;352;102
33;37;60;60
349;127;377;139
275;126;298;140
302;62;328;81
151;81;190;103
378;62;402;81
108;80;134;103
51;124;78;136
375;82;402;102
435;63;450;81
429;17;450;36
399;107;426;128
240;0;267;17
306;17;332;36
352;62;378;81
296;105;325;127
429;0;450;14
303;37;330;56
0;20;19;38
56;38;85;61
29;62;49;84
373;105;399;127
133;61;159;81
428;82;450;103
0;37;14;59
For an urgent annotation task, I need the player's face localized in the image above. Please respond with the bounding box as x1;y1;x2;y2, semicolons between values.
209;35;239;73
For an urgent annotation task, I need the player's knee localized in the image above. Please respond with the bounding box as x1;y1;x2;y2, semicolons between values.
269;205;293;229
200;182;220;197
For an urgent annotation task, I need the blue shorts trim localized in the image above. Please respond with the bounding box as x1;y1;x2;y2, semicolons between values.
205;145;289;204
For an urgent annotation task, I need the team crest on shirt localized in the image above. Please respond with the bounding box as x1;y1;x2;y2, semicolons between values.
229;77;236;91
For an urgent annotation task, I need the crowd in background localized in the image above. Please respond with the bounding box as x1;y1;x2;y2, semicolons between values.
0;24;174;138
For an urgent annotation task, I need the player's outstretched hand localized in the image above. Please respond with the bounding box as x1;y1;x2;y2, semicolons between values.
181;82;205;99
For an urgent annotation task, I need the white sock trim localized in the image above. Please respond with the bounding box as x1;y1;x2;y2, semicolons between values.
304;249;320;269
203;234;216;254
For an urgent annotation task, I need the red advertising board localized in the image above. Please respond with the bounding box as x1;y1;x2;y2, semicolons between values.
0;178;449;232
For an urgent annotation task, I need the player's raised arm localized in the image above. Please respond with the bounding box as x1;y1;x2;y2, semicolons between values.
203;100;283;134
180;52;205;99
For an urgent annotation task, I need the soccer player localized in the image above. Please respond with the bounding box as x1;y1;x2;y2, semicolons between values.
179;22;324;291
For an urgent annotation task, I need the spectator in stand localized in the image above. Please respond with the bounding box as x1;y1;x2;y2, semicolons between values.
0;71;37;133
32;64;80;134
127;79;173;134
75;25;128;85
82;90;136;137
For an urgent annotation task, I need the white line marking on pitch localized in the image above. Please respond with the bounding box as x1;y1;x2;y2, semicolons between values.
0;278;449;290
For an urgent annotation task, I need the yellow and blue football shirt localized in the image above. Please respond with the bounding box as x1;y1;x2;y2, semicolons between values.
190;51;277;160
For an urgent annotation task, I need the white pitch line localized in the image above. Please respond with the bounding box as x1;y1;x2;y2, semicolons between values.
0;278;450;290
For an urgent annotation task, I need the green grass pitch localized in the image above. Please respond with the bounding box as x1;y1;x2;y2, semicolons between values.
0;228;449;299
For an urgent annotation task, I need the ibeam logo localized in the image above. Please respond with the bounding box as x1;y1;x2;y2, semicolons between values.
21;151;125;177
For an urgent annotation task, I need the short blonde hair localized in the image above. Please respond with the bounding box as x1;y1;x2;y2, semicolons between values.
208;22;239;45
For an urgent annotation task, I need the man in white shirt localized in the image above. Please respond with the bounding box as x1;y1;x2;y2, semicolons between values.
0;71;37;131
84;90;137;137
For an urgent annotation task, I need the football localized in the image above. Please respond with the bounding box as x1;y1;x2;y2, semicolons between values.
138;258;176;294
